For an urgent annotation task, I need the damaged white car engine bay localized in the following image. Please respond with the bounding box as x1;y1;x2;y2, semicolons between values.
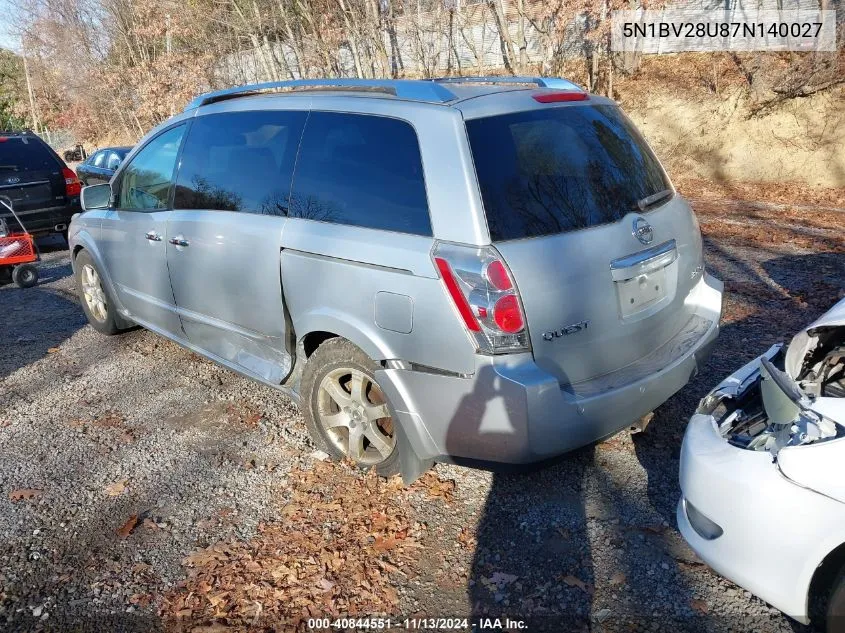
700;323;845;455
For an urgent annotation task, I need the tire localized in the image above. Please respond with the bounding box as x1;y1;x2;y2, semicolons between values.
74;250;122;335
12;264;38;288
301;337;401;477
828;568;845;633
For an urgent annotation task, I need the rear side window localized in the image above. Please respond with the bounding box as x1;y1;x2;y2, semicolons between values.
0;137;57;171
290;112;431;236
174;110;307;215
466;105;671;242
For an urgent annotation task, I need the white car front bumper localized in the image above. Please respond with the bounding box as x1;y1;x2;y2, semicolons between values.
678;409;845;624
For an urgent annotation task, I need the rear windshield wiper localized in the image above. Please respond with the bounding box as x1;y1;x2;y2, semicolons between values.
637;189;673;211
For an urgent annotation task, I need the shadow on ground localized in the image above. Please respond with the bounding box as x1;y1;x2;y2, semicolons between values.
0;237;83;379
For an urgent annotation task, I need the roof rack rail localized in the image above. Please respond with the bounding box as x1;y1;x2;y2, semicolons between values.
432;76;583;91
185;79;458;111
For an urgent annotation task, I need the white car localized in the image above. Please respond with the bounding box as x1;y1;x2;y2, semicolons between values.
678;297;845;630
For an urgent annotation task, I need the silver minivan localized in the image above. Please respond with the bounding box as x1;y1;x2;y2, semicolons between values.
69;77;723;482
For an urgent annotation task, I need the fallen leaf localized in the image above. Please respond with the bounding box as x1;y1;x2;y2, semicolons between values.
47;347;60;353
207;593;228;607
384;585;399;605
373;534;405;551
316;578;334;591
9;488;43;501
130;593;152;608
690;598;709;614
561;574;590;593
93;411;125;429
142;518;160;531
117;514;140;537
104;480;127;496
413;471;456;501
609;571;626;586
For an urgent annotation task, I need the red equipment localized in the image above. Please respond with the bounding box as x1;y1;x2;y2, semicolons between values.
0;196;40;288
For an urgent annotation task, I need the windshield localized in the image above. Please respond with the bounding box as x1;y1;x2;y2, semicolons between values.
466;104;672;241
0;137;57;171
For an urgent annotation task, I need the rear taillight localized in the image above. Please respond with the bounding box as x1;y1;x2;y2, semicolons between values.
62;167;81;197
433;242;529;354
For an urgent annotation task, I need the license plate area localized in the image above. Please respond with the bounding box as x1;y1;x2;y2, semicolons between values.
616;268;669;318
3;184;53;206
610;240;678;319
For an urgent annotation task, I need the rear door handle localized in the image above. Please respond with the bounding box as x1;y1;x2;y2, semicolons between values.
169;235;189;247
145;231;162;242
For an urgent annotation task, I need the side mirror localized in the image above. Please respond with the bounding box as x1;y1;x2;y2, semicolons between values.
81;183;112;211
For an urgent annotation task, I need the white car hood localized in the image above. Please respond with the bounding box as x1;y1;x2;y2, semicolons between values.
785;296;845;379
777;297;845;502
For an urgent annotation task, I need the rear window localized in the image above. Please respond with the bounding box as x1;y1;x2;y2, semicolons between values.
466;104;671;242
0;137;57;171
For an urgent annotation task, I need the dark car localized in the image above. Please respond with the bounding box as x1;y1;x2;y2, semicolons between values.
0;131;81;239
76;146;132;185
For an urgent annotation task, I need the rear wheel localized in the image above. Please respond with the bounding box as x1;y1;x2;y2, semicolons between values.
301;338;400;476
74;250;121;335
12;264;38;288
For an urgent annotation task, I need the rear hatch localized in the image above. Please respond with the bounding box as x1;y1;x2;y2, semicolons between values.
0;136;67;227
464;99;705;389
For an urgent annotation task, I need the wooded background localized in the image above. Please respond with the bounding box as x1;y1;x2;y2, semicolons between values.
1;0;842;149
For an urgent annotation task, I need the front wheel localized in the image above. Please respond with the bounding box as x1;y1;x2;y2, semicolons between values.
827;568;845;633
74;250;122;335
301;338;401;476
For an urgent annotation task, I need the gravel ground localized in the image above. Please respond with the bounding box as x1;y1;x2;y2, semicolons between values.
0;214;843;632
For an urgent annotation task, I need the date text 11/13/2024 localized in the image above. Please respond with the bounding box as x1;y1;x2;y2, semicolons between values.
307;617;528;630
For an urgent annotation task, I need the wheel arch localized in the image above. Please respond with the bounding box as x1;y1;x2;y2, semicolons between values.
291;321;434;483
808;541;845;627
71;237;132;327
292;311;397;364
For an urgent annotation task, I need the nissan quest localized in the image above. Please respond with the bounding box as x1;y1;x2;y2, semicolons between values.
68;77;723;482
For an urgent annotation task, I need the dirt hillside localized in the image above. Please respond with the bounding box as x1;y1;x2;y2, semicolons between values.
626;85;845;190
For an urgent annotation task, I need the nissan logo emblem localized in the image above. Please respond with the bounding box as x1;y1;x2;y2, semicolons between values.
7;176;20;184
632;217;654;245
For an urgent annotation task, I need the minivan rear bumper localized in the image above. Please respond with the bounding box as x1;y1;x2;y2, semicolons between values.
377;273;723;465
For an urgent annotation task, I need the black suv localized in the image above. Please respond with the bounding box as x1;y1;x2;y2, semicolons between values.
0;131;81;240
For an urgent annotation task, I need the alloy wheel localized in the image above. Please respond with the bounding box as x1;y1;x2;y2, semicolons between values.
316;367;395;466
81;264;108;322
